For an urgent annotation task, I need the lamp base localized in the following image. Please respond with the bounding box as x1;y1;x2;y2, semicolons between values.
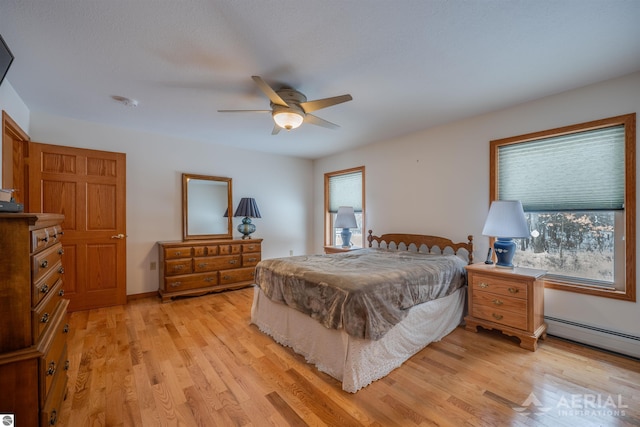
237;217;256;240
340;228;352;248
494;238;516;268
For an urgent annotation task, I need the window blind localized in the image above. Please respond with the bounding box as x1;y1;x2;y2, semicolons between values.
498;125;625;211
328;171;362;213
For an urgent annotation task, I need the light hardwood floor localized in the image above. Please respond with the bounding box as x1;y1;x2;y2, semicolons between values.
58;287;640;426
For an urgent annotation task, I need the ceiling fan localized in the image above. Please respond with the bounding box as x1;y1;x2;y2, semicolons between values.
218;76;353;135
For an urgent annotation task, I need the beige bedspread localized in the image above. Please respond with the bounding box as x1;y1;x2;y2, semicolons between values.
254;248;467;340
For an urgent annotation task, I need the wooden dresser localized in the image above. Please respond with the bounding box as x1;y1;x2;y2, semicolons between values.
0;213;69;426
464;263;547;351
158;238;262;302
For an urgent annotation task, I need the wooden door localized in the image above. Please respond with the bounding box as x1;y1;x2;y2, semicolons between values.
1;111;30;204
28;142;127;311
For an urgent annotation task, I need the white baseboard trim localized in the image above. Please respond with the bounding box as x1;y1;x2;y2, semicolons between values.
545;316;640;359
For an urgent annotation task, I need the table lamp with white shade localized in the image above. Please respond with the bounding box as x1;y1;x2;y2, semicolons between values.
334;206;358;248
482;200;530;268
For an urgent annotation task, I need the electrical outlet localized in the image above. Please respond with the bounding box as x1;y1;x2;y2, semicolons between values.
150;261;157;270
289;250;293;256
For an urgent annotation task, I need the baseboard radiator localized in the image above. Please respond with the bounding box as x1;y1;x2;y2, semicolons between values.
545;316;640;359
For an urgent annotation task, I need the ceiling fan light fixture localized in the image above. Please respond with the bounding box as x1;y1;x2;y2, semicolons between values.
273;111;304;130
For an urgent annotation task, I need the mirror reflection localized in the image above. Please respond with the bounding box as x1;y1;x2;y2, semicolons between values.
182;173;232;240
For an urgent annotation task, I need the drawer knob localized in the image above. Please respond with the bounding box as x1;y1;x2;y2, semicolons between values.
173;265;184;271
492;299;503;306
175;251;182;256
64;360;70;371
170;282;182;288
41;284;49;294
58;248;65;255
508;287;519;294
248;257;257;262
492;313;504;321
479;282;489;288
223;275;231;280
47;361;56;376
59;289;65;297
41;312;50;324
204;277;214;282
50;409;58;426
229;260;237;265
59;266;65;274
41;260;49;268
198;263;208;268
63;323;70;333
41;236;49;243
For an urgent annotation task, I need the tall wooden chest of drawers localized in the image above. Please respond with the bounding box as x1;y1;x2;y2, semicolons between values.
464;263;546;351
0;213;69;426
158;238;262;302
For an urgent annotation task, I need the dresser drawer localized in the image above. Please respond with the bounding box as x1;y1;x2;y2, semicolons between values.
219;244;241;255
164;272;218;293
41;345;68;427
471;273;527;299
194;255;241;272
220;267;256;285
242;242;261;253
165;258;193;276
164;247;192;259
242;252;261;267
32;242;64;283
39;307;69;404
33;260;64;307
31;224;63;253
33;279;65;341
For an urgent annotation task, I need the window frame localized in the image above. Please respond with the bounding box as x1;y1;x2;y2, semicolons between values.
490;113;636;302
324;166;366;247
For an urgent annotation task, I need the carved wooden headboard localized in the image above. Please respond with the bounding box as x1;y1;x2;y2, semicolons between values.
367;230;474;264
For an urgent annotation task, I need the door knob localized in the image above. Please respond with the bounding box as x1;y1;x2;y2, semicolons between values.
111;233;126;239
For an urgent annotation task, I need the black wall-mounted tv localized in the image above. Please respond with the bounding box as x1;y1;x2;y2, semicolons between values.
0;34;15;86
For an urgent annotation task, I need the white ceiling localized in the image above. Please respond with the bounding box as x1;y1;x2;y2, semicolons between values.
2;1;640;159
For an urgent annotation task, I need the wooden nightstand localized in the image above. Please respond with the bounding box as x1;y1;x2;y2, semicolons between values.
464;263;547;351
324;245;361;254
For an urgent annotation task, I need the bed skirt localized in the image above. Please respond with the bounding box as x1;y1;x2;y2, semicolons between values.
250;285;466;393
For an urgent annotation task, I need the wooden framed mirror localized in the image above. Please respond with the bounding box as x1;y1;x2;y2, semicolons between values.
182;173;232;240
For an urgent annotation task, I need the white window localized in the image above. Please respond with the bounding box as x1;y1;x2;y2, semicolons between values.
325;167;365;247
490;114;635;301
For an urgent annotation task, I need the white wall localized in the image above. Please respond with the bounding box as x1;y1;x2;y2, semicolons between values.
314;71;640;340
27;112;314;296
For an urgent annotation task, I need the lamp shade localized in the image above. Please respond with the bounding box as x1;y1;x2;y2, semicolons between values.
233;198;261;218
334;206;358;229
482;200;529;238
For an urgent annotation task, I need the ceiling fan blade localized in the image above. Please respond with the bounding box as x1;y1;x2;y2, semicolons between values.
217;109;271;113
300;94;352;113
251;76;288;107
271;125;281;135
304;114;340;129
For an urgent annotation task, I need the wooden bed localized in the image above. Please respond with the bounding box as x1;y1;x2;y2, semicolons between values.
250;231;474;392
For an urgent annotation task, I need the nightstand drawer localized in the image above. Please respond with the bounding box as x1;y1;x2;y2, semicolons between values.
473;291;526;313
472;305;527;330
471;273;527;299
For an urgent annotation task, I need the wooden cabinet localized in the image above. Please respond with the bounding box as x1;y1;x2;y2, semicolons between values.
158;238;262;302
464;263;546;351
0;213;69;426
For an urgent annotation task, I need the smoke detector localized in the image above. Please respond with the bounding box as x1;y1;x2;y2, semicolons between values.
112;95;138;107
